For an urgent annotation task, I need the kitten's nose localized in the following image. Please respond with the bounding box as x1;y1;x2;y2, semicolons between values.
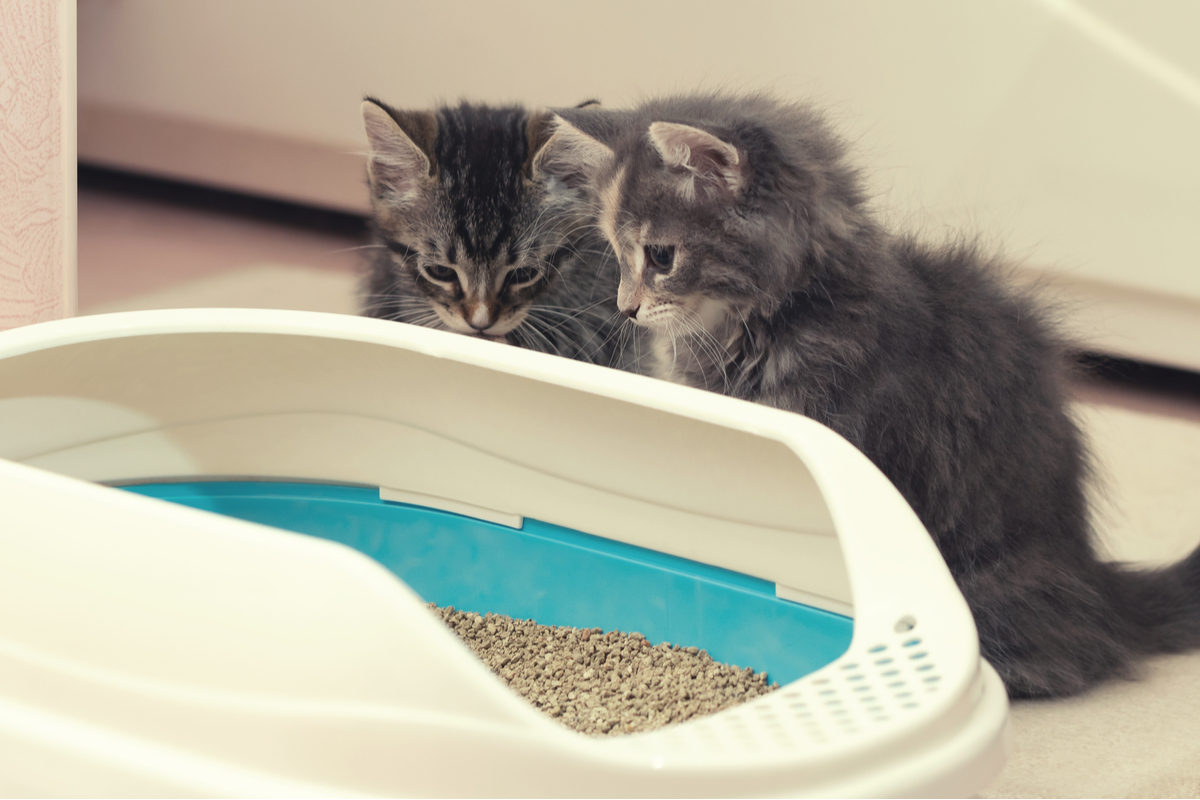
468;303;494;330
621;304;640;320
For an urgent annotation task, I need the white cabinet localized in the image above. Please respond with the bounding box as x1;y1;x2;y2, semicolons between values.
78;0;1200;370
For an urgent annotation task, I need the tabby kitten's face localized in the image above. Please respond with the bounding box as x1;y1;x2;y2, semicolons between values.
362;99;581;341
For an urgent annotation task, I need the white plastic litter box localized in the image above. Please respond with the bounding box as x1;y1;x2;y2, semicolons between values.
0;309;1008;797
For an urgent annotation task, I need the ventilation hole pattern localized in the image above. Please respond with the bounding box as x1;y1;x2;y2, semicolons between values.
646;625;949;758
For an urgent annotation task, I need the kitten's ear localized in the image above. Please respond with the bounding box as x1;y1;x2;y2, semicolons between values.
361;99;436;203
523;109;555;180
648;121;744;201
532;115;614;190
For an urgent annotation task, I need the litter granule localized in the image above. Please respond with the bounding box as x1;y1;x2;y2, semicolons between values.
429;604;779;736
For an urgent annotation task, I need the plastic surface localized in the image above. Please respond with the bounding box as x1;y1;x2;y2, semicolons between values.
0;309;1009;797
122;480;855;686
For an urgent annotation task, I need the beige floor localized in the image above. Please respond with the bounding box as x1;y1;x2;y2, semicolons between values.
80;188;1200;797
78;189;365;311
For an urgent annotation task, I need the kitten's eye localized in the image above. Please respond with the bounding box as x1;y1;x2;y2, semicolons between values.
645;245;676;273
423;264;457;283
549;248;572;270
503;266;541;290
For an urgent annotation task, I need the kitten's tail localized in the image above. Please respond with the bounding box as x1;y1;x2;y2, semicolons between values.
1112;543;1200;653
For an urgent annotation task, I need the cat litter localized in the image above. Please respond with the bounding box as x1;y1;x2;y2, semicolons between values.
429;605;778;736
0;309;1008;796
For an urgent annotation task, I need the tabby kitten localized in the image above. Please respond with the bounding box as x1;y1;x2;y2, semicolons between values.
360;97;629;367
538;92;1200;699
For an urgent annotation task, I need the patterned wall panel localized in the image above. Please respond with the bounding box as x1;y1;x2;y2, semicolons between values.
0;0;74;330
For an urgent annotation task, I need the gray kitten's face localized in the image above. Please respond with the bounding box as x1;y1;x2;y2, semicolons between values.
538;117;768;340
363;101;576;341
599;169;745;337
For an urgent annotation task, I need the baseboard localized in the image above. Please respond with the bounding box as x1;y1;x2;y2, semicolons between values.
78;164;368;239
1077;352;1200;399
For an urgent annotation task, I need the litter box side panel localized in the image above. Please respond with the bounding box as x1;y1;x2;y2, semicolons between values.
0;460;536;723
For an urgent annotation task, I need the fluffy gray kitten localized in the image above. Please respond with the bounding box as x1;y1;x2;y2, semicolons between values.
538;92;1200;699
360;98;632;367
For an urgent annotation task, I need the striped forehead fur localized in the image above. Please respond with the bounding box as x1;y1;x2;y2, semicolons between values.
433;103;532;262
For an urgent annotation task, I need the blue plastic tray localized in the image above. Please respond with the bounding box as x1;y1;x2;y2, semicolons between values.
122;481;852;685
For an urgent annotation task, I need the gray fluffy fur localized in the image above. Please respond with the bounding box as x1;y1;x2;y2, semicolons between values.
543;92;1200;699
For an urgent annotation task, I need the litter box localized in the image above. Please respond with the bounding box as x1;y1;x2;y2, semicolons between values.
0;309;1008;797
